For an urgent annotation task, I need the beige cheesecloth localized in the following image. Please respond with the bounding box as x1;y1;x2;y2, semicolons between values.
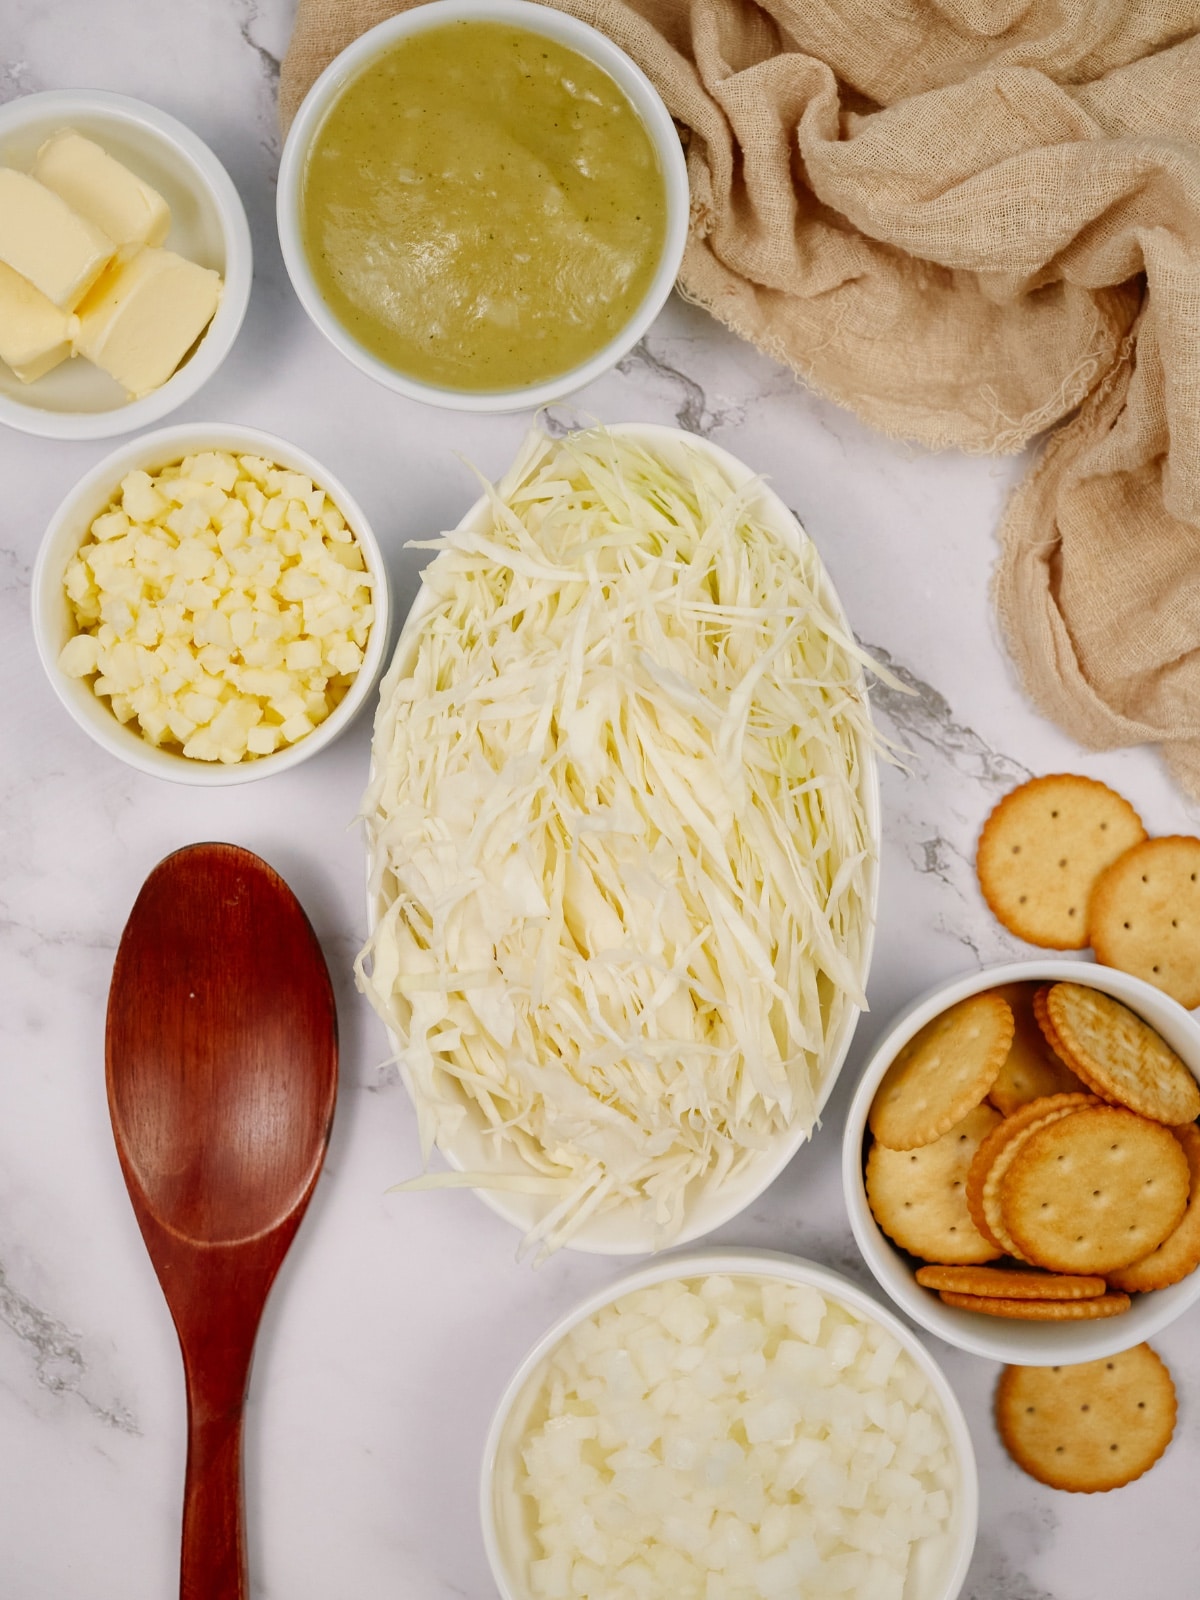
281;0;1200;795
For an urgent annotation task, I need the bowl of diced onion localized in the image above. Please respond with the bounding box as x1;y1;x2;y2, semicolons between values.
32;422;390;783
358;422;881;1255
481;1249;978;1600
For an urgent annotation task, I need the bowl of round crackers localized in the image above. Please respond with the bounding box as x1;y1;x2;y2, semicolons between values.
842;960;1200;1364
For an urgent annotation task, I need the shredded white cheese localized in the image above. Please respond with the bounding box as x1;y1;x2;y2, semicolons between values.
358;426;876;1251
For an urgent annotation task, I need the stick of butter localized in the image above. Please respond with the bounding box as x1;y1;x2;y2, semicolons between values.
75;247;222;398
0;168;115;309
35;129;171;251
0;261;79;383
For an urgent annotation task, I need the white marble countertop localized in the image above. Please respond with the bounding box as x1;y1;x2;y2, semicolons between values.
4;4;1200;1596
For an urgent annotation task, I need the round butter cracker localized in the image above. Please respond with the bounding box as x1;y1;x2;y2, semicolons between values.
915;1264;1107;1300
869;993;1013;1151
1090;836;1200;1009
941;1290;1130;1321
866;1103;1003;1263
1109;1122;1200;1293
987;981;1084;1115
976;775;1145;949
1044;982;1200;1125
995;1345;1176;1491
965;1091;1098;1258
1001;1105;1190;1275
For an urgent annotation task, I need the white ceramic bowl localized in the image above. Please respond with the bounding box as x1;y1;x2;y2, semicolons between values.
277;0;689;412
366;422;880;1250
843;959;1200;1365
32;423;391;785
0;89;252;440
482;1249;978;1600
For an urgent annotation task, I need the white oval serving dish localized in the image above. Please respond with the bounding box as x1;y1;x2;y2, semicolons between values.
365;423;880;1252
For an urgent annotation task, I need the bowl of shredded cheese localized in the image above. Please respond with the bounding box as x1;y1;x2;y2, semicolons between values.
33;422;389;782
481;1250;977;1600
358;422;880;1254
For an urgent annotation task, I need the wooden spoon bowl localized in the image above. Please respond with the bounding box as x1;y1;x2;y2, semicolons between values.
107;842;338;1600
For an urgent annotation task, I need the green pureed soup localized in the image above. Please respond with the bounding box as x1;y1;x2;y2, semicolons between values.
300;21;669;392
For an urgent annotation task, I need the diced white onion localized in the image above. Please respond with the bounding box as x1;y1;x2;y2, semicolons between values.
506;1275;955;1600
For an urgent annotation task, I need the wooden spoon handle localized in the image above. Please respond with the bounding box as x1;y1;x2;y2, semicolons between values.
180;1372;249;1600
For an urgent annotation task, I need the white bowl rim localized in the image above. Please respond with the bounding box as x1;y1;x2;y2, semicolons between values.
480;1246;979;1600
842;957;1200;1365
365;421;881;1250
0;88;252;441
31;420;391;786
276;0;690;413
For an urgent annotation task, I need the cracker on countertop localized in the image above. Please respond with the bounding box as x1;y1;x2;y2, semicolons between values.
1000;1105;1189;1275
976;774;1145;949
995;1345;1176;1491
1043;981;1200;1125
868;992;1013;1151
866;1104;1003;1263
1089;836;1200;1010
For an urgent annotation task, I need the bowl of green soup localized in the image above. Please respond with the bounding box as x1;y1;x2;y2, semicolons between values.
277;0;689;411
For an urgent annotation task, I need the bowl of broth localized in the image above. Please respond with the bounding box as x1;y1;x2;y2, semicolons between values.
277;0;688;411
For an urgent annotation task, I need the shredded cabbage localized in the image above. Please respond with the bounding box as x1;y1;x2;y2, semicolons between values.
357;425;877;1253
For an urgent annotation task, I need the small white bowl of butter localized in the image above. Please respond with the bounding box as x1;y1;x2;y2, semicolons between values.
0;89;252;439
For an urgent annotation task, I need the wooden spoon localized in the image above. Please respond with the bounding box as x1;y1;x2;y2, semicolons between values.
106;842;338;1600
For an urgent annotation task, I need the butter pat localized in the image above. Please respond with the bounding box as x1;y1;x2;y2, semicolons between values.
0;168;114;308
0;261;78;382
75;248;222;398
35;129;170;251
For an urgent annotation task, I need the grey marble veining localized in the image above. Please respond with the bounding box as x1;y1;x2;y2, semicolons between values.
4;4;1200;1598
0;1263;138;1434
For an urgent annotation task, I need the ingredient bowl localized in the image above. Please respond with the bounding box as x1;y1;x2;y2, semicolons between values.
0;90;251;439
277;0;688;411
361;422;880;1252
482;1249;978;1600
843;960;1200;1365
33;422;390;785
